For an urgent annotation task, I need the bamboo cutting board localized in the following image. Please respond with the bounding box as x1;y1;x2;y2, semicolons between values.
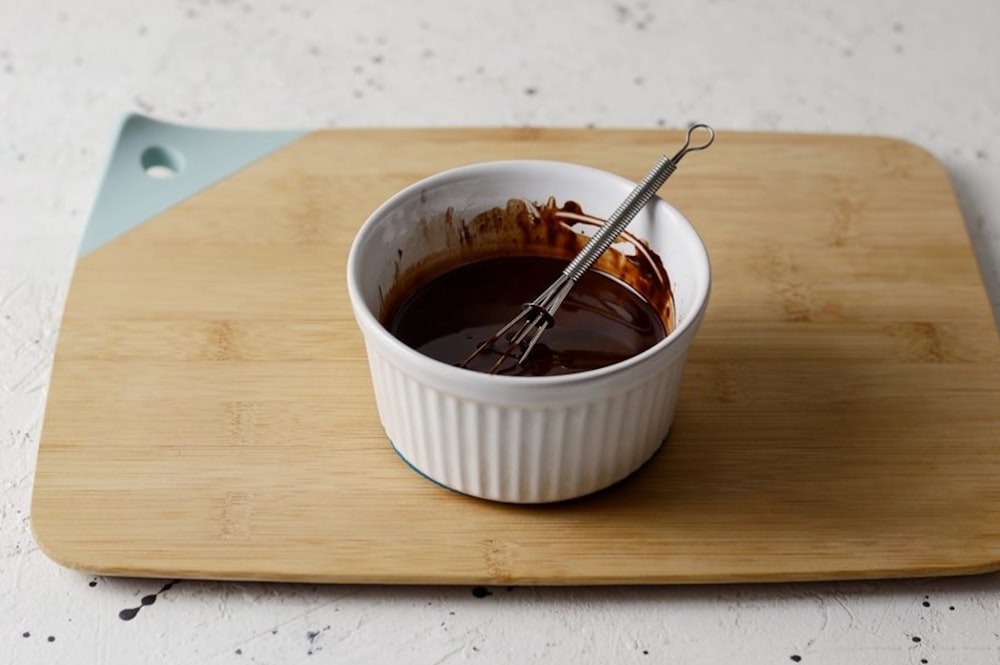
31;116;1000;584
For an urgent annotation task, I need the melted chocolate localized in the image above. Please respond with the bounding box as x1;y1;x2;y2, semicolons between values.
385;256;665;376
380;198;674;376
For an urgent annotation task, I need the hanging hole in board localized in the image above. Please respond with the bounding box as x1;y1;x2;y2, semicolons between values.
140;146;184;179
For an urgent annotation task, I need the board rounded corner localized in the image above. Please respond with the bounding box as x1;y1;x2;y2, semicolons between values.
29;504;97;575
876;134;953;178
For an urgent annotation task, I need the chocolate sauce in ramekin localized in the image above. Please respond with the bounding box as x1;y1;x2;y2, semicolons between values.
379;198;674;376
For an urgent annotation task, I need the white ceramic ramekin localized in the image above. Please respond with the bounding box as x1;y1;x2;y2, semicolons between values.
347;161;710;503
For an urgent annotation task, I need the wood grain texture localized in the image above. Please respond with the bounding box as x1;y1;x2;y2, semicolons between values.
31;128;1000;584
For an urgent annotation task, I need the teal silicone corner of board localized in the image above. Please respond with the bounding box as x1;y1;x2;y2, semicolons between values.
79;114;306;256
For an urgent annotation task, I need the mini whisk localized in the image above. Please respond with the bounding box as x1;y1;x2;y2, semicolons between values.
459;123;715;374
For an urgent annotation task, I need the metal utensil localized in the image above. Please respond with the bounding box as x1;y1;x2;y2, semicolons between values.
459;123;715;374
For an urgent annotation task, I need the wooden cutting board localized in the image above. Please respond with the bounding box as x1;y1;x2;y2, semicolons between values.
31;121;1000;584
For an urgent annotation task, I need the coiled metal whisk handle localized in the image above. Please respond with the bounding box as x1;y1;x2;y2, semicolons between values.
561;124;715;284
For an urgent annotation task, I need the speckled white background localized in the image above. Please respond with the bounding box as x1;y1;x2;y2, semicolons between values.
3;0;1000;663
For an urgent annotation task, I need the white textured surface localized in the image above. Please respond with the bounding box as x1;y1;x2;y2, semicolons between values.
2;0;1000;662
